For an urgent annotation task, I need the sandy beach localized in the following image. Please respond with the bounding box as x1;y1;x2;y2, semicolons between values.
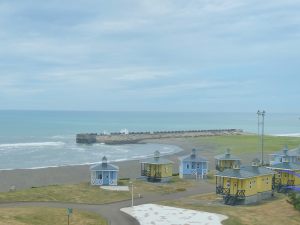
0;137;257;192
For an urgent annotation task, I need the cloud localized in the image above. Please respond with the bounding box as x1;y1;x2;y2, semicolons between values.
124;79;253;98
0;0;299;111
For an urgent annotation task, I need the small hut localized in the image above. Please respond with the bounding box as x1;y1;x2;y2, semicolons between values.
269;145;300;166
179;149;209;179
90;156;119;186
215;159;274;205
140;151;174;182
214;148;241;171
267;152;300;192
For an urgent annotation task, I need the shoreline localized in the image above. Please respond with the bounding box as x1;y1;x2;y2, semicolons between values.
0;140;190;192
1;134;299;192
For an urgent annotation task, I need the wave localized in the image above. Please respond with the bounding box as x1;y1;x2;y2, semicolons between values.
0;142;65;148
273;133;300;137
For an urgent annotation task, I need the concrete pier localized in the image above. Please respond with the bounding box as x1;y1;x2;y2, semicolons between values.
76;129;243;145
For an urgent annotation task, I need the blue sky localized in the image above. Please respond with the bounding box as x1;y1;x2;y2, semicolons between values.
0;0;299;112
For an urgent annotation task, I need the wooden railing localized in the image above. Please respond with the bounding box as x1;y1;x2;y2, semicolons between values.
216;186;223;194
141;170;148;176
235;190;246;198
287;180;295;186
216;186;230;195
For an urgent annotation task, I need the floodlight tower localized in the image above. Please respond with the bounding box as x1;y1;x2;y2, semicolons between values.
257;110;266;165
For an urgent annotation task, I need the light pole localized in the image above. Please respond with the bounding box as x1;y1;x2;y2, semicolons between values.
257;110;266;165
129;181;134;207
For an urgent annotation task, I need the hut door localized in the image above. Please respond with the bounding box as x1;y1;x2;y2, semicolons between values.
103;171;109;185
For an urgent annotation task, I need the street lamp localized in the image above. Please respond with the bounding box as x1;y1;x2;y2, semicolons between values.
129;181;134;207
257;110;266;165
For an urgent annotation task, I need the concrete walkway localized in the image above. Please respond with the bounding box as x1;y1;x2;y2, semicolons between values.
0;181;215;225
121;204;228;225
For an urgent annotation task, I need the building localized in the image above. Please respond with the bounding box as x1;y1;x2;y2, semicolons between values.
179;149;209;179
90;156;119;186
267;152;300;192
140;150;174;182
269;145;300;166
214;148;241;171
215;159;275;205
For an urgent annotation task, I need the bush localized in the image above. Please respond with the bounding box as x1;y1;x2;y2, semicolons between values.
175;188;186;192
288;192;300;211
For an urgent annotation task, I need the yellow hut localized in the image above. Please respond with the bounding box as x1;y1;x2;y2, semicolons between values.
140;151;174;182
214;148;241;171
215;159;274;205
267;153;300;192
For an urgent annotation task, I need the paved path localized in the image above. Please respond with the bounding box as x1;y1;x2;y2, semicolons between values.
0;181;214;225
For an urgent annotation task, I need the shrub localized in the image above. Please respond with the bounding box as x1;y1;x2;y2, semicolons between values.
288;192;300;211
175;188;186;192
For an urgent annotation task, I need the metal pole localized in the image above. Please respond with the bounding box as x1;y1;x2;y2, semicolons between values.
68;215;69;225
131;182;134;207
257;110;260;155
261;111;265;165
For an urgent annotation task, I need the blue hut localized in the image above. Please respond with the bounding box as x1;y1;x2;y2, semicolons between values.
179;149;209;179
90;156;119;186
269;145;300;166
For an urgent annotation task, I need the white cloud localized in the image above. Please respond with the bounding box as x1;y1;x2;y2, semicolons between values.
0;0;299;111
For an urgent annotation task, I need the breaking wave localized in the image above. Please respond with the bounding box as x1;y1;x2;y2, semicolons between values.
0;142;65;148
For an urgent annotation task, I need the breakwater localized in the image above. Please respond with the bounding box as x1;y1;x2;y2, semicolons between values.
76;129;243;145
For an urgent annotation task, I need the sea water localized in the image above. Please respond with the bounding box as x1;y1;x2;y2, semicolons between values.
0;110;299;170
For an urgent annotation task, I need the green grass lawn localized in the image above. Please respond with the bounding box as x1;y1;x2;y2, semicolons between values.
132;176;197;194
189;135;300;155
0;207;107;225
0;182;131;204
0;176;196;203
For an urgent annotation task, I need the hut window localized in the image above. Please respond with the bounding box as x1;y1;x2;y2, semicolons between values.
165;167;168;173
98;174;102;180
226;181;230;187
187;164;189;169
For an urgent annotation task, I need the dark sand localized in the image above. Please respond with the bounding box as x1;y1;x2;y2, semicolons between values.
0;137;257;192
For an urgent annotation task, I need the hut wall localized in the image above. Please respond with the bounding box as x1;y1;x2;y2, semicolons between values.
257;174;273;192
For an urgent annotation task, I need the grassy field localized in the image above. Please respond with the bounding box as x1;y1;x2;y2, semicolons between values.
161;193;300;225
131;176;197;194
0;182;131;204
189;135;300;155
0;207;107;225
0;176;196;203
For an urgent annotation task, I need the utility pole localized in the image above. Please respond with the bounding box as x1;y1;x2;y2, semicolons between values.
257;110;266;165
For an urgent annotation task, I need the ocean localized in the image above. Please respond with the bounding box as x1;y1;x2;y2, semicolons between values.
0;110;299;170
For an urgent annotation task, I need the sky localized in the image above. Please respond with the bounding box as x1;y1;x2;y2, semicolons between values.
0;0;300;112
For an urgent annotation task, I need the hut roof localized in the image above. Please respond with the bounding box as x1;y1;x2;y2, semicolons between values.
90;163;119;171
288;147;300;157
214;149;240;161
269;146;300;157
140;157;174;165
215;166;274;179
267;162;300;171
140;151;173;165
179;149;208;162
